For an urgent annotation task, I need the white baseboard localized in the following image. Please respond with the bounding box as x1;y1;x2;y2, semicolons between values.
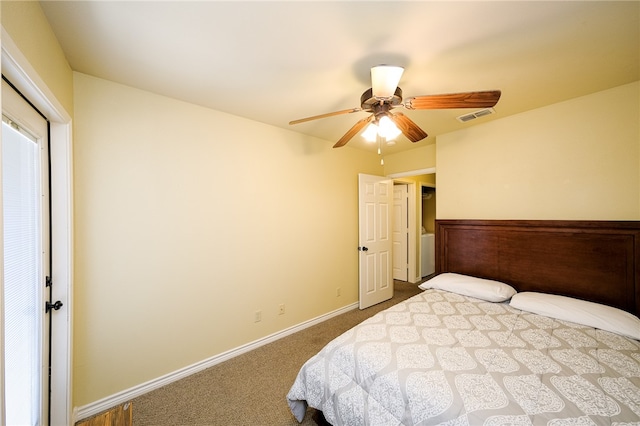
74;301;359;422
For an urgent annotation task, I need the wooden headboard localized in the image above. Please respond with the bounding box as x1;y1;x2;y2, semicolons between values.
435;220;640;316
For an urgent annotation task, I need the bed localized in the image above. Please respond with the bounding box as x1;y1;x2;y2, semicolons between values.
287;220;640;425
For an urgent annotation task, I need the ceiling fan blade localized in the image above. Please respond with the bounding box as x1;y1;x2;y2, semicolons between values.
406;90;501;110
289;107;362;125
389;113;428;142
333;115;373;148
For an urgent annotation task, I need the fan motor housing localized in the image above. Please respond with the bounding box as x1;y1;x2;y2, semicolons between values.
360;87;403;112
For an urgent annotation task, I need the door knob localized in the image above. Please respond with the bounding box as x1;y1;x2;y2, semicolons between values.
46;300;63;313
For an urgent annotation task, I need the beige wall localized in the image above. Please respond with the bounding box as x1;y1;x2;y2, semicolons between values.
384;143;436;175
73;73;382;405
437;82;640;220
1;1;73;115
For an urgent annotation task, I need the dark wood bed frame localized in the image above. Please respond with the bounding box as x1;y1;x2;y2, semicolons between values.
311;220;640;425
435;220;640;316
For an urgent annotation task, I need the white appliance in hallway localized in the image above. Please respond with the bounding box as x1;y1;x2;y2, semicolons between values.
421;233;435;277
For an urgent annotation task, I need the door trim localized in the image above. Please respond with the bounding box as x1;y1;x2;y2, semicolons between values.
2;28;74;426
387;167;436;179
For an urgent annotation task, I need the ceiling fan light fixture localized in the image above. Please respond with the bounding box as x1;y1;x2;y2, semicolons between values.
378;115;402;140
371;65;404;99
362;115;402;143
362;123;378;142
361;116;402;143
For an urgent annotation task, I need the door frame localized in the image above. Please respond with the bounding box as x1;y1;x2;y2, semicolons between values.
2;28;74;426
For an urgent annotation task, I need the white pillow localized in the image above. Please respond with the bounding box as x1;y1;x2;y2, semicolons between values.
510;292;640;341
418;273;517;302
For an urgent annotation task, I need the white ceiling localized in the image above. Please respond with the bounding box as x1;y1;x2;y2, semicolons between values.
40;1;639;154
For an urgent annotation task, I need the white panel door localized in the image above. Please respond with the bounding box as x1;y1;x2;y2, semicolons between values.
392;184;408;281
358;174;393;309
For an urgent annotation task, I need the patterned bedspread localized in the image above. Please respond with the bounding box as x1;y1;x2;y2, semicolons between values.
287;289;640;425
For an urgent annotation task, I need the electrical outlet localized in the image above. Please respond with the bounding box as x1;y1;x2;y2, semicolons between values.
336;287;341;297
279;304;285;315
254;310;262;322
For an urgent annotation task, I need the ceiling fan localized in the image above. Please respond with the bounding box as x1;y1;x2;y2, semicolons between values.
289;65;501;148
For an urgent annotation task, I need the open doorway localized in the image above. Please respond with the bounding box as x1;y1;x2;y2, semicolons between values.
420;183;436;278
389;170;436;283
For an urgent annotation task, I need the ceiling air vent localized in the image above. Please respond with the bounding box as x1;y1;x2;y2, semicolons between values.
456;108;495;123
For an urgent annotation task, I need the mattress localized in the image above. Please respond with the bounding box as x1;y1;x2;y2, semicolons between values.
287;289;640;425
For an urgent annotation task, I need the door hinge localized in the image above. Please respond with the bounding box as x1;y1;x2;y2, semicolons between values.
46;276;52;287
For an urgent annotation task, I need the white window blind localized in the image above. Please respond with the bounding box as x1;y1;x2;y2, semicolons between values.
3;117;43;426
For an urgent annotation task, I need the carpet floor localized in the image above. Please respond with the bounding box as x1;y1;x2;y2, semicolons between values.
131;280;424;425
